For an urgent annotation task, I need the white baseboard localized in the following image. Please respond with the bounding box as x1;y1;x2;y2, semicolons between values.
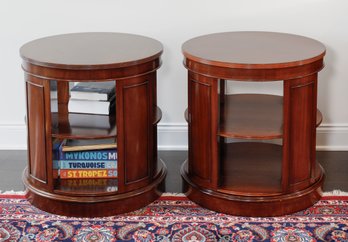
0;123;348;151
158;123;188;150
316;124;348;151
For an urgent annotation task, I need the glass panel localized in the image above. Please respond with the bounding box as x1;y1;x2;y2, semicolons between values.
52;137;118;194
50;80;118;195
50;80;58;113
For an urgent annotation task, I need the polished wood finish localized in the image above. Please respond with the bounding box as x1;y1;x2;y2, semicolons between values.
51;112;117;139
21;33;165;217
182;31;325;69
220;143;282;195
26;78;48;184
20;32;163;69
182;32;326;216
185;108;323;127
219;94;322;139
182;160;324;217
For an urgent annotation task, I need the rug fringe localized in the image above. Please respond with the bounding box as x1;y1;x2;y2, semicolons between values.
323;190;348;196
0;190;25;195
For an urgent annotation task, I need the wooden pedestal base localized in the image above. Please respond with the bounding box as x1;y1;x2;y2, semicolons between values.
181;160;325;217
23;160;166;217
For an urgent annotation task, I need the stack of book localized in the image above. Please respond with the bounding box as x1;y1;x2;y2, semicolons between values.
68;81;116;115
53;138;118;191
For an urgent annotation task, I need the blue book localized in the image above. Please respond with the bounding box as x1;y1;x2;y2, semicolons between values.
59;149;117;161
52;139;61;169
59;160;117;169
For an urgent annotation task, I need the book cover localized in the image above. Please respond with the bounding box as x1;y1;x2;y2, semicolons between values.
68;95;115;115
60;169;117;179
59;160;117;169
59;149;117;161
61;138;117;152
70;81;115;101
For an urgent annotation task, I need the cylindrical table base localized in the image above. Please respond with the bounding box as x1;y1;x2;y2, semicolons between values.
23;160;167;217
181;160;324;217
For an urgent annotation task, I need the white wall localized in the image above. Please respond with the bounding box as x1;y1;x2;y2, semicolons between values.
0;0;347;150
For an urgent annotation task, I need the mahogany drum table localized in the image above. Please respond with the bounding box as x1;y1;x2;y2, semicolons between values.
20;32;166;217
181;31;326;216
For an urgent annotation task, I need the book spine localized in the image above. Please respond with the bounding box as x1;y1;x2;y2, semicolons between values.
60;169;117;179
52;139;61;178
59;149;117;161
59;179;118;192
59;178;118;187
59;160;117;169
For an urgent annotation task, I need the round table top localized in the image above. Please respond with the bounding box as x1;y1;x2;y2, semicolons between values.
182;31;326;69
20;32;163;70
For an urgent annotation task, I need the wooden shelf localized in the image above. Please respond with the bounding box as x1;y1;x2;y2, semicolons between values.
51;106;162;139
219;142;282;196
218;94;322;139
185;94;322;139
51;112;117;139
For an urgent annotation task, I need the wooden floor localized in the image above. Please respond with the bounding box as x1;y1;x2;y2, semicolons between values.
0;150;347;192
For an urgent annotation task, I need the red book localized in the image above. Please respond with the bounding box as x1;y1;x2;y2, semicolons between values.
60;169;117;179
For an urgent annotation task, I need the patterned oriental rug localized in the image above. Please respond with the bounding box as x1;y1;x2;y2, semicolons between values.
0;193;347;241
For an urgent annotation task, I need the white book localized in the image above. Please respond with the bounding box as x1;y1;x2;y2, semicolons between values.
51;91;57;99
68;97;115;115
51;99;58;112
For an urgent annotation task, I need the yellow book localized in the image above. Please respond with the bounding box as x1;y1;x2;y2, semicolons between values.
62;138;117;152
